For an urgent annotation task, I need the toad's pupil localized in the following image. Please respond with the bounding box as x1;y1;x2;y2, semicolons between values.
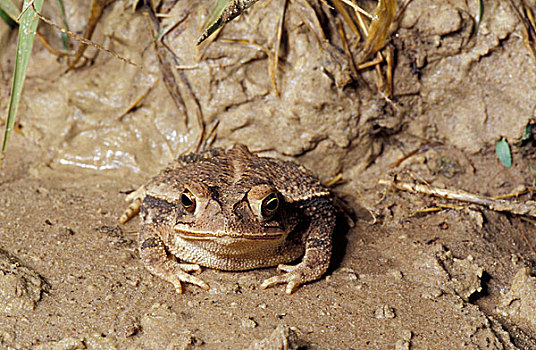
263;195;278;211
181;193;194;207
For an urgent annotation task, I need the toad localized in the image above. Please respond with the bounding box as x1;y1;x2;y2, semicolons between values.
120;144;335;294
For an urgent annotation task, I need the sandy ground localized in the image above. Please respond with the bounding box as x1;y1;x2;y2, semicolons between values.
1;0;536;349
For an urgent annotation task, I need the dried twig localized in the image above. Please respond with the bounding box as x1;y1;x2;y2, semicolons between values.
338;0;377;20
293;0;326;45
202;119;220;151
393;0;413;23
332;0;361;42
270;0;288;97
492;186;536;200
506;0;536;70
379;178;536;218
336;18;358;78
384;45;394;97
412;202;468;214
35;32;73;57
29;3;141;68
117;79;160;121
389;141;443;167
145;2;206;151
325;173;344;187
145;4;187;118
67;0;113;70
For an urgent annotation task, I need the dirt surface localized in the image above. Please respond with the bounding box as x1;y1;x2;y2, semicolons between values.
1;0;536;348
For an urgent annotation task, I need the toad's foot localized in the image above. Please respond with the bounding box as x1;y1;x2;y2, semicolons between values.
146;261;210;294
260;263;323;295
139;225;210;293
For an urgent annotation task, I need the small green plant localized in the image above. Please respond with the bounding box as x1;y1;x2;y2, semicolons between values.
496;137;512;168
496;123;536;169
519;123;533;144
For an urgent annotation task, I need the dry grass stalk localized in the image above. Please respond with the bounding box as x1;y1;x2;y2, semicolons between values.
506;0;536;70
29;4;140;68
270;0;288;97
379;178;536;218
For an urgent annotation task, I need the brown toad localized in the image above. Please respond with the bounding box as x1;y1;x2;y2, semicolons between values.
120;144;335;294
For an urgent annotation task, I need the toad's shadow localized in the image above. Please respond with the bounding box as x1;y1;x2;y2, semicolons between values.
328;198;369;273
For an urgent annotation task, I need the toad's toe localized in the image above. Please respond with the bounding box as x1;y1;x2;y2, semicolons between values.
260;271;304;295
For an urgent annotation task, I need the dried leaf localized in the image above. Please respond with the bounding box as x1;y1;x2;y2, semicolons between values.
363;0;396;59
68;0;114;70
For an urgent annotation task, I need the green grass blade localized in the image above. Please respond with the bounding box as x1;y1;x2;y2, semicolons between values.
197;0;260;44
476;0;483;27
198;0;229;44
1;0;44;163
0;0;20;22
55;0;69;49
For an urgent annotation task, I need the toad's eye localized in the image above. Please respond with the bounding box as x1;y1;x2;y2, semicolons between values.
181;190;196;213
261;192;279;217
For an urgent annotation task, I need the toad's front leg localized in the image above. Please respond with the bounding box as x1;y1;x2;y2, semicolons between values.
261;197;335;294
139;224;210;293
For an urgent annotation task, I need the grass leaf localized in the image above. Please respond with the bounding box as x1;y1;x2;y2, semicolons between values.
477;0;483;26
1;0;44;164
496;138;512;168
198;0;260;44
521;123;533;142
55;0;69;49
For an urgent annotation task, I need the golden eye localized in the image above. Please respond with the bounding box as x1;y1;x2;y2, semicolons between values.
261;192;279;217
181;190;196;213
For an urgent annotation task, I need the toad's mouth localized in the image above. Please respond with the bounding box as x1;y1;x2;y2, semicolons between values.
173;225;284;241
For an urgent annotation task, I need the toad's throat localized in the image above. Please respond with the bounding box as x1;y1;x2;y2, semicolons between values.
173;226;284;241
